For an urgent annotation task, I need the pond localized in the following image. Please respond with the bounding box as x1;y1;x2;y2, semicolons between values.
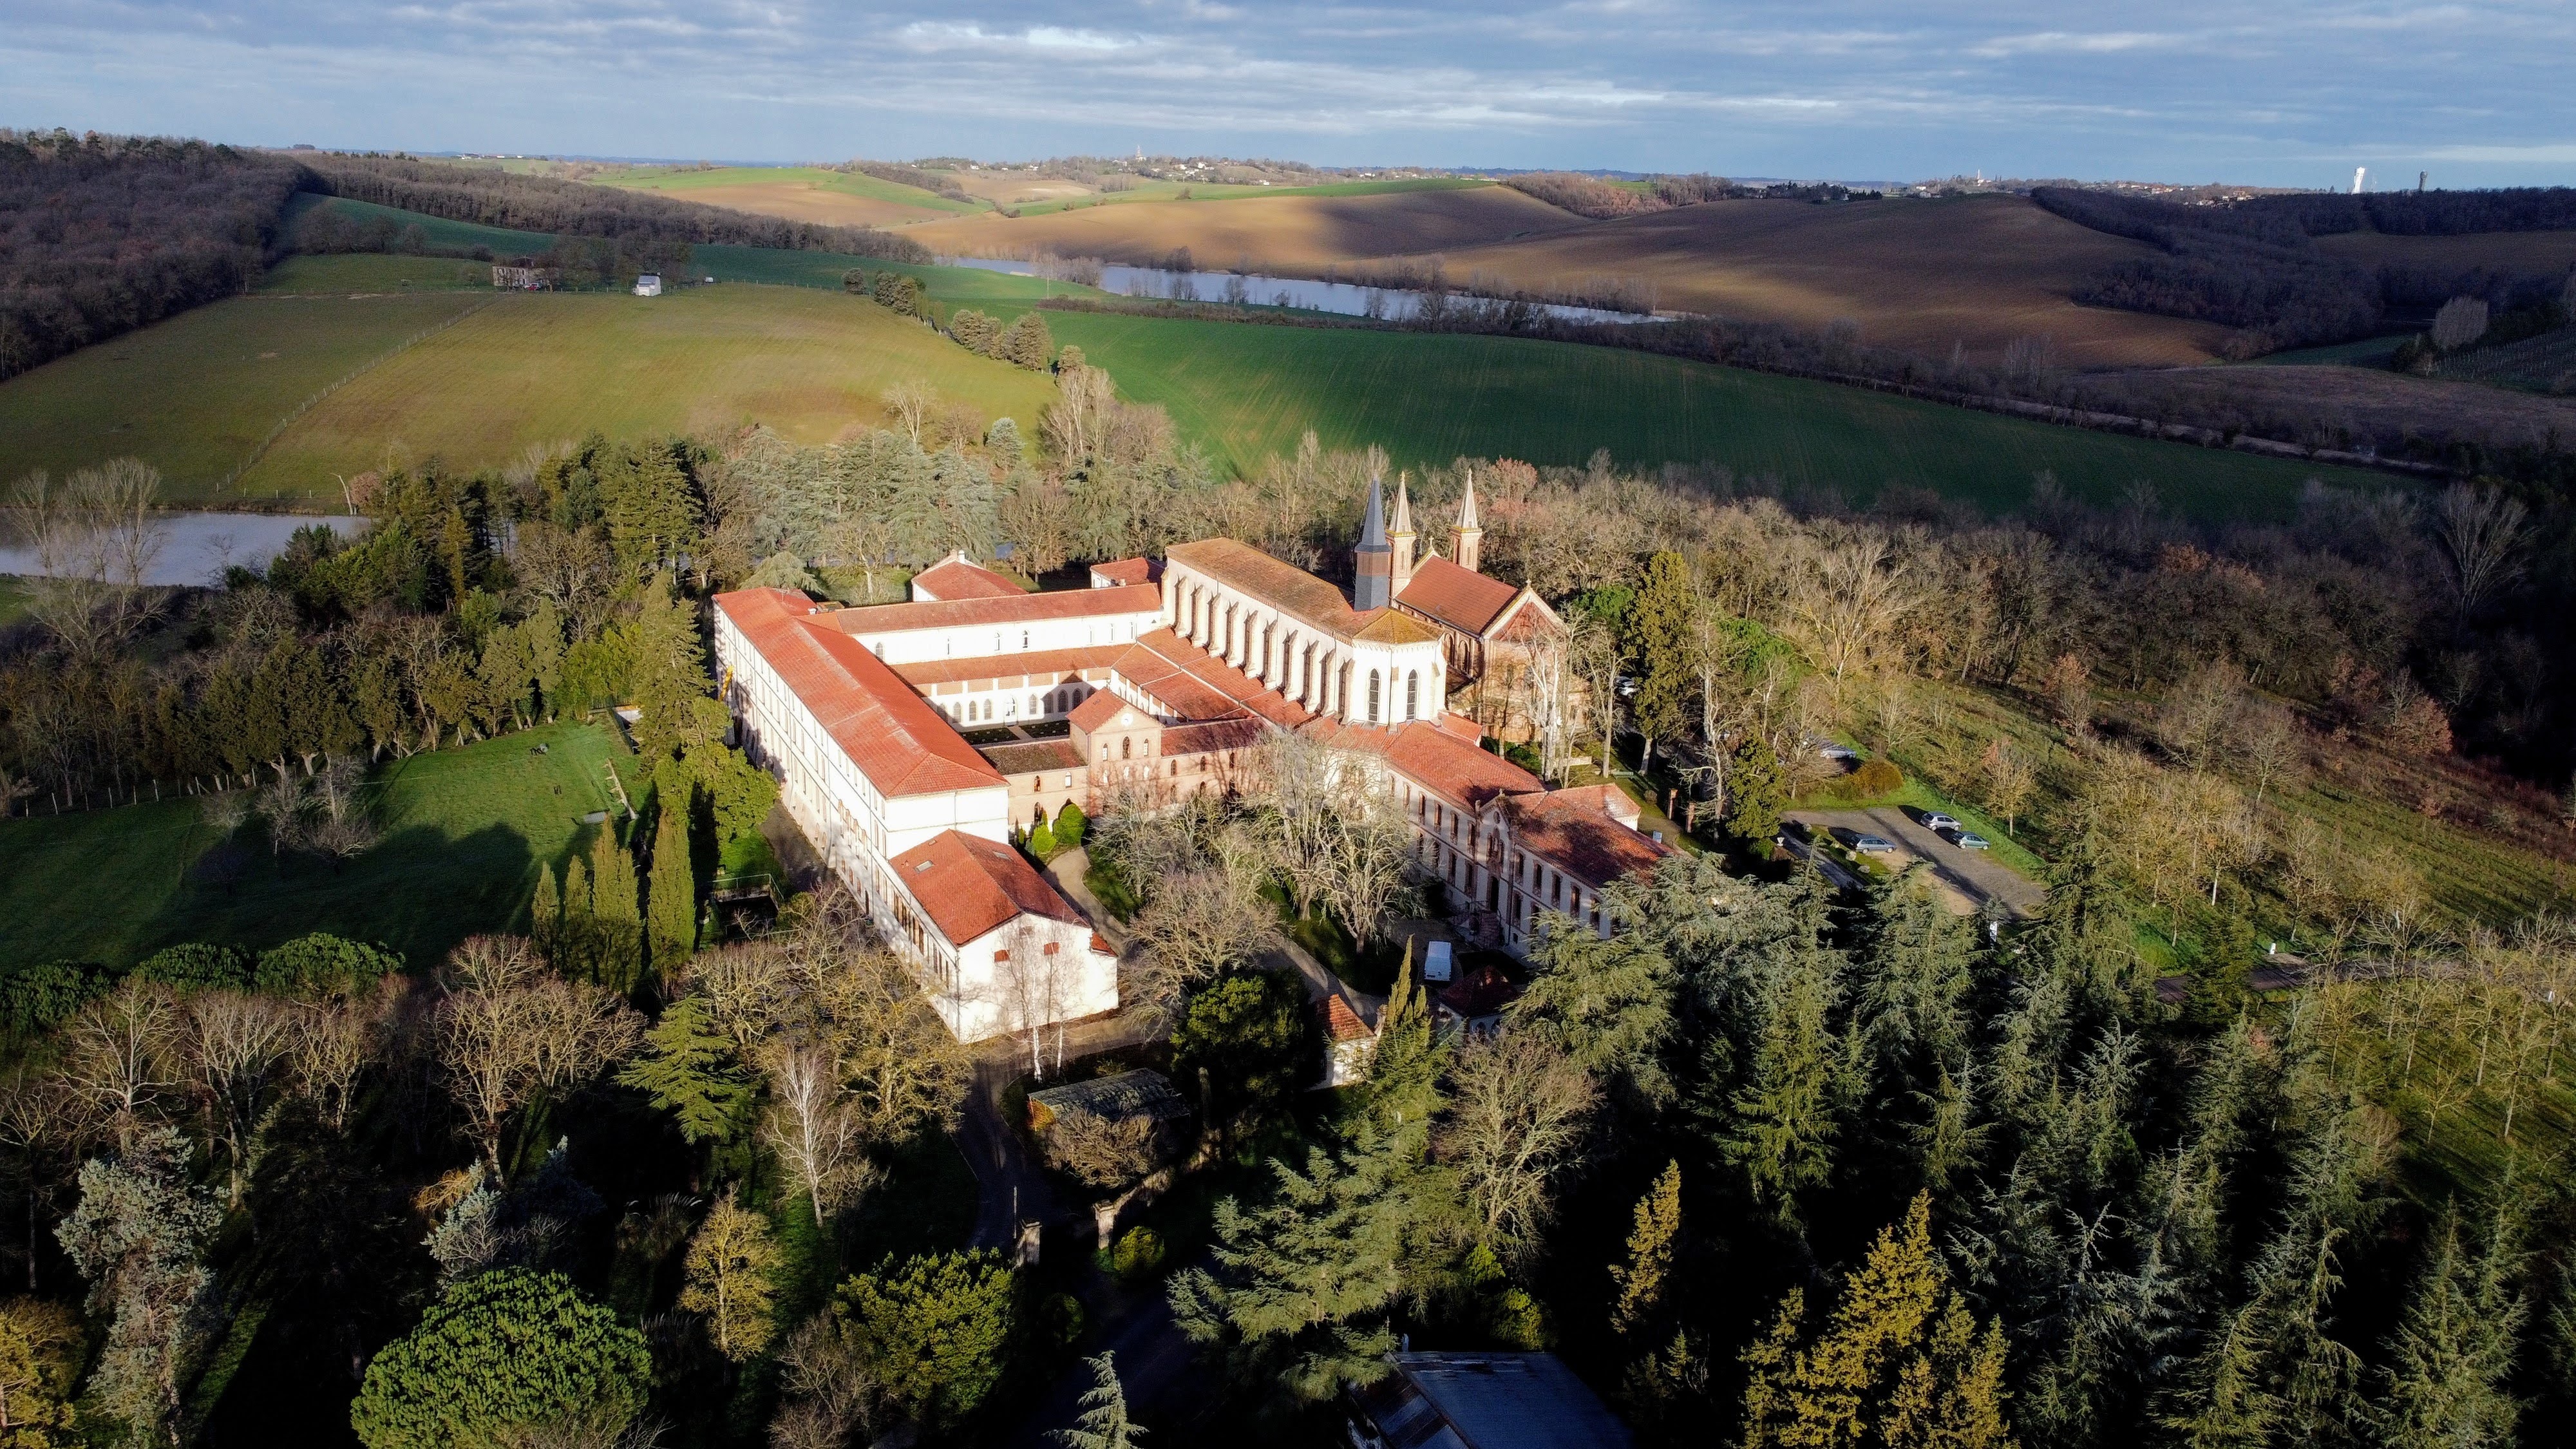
942;257;1658;325
0;512;368;588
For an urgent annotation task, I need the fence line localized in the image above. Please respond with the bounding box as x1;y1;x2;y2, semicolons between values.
222;297;495;493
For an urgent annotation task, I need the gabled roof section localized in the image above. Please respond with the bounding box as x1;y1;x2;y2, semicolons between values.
1166;539;1371;639
714;589;1005;799
820;583;1162;638
1088;557;1160;588
1069;689;1147;733
910;553;1027;602
1496;790;1675;889
893;645;1125;689
1329;720;1545;812
1399;556;1533;638
1110;627;1315;729
1352;608;1444;645
887;829;1086;947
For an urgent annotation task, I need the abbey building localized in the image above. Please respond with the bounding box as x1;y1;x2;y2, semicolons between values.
712;478;1663;1045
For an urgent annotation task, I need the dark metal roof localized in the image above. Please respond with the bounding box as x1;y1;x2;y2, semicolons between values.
1354;1354;1633;1449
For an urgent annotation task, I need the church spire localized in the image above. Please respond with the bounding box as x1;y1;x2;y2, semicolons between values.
1452;470;1484;574
1388;471;1418;594
1353;474;1394;611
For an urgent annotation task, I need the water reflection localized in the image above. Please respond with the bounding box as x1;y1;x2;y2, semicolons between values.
942;258;1656;325
0;513;366;588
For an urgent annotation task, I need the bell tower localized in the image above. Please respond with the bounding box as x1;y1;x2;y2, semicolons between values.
1388;472;1418;594
1452;470;1484;574
1353;475;1394;611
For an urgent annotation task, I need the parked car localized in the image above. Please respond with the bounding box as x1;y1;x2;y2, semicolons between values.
1949;831;1991;851
1852;835;1897;854
1920;811;1960;833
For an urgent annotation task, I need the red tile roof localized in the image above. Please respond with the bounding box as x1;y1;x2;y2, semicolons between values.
1544;783;1642;829
887;829;1087;947
820;583;1162;638
1089;557;1160;587
1166;540;1440;646
1162;717;1265;756
1069;690;1144;732
1397;556;1526;636
894;645;1125;689
715;589;1005;798
1109;628;1315;730
1321;720;1544;811
1500;790;1674;888
1437;963;1522;1019
1325;994;1376;1043
981;740;1084;775
911;554;1027;602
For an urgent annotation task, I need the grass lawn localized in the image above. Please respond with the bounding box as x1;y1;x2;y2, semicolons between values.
596;164;986;216
0;576;30;629
284;193;558;255
256;252;496;293
0;721;635;969
0;289;489;503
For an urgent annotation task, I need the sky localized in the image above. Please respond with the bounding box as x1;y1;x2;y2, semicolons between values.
9;1;2575;187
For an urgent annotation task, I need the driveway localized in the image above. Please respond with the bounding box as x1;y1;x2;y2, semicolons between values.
1786;807;2046;918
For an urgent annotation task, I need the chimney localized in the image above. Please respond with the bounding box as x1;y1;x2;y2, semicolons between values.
1352;475;1394;611
1388;472;1418;594
1451;470;1484;574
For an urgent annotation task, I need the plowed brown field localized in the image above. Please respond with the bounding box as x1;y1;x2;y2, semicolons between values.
905;185;1580;270
646;182;954;229
1437;193;2229;365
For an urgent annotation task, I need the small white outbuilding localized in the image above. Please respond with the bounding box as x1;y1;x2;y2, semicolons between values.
632;273;662;297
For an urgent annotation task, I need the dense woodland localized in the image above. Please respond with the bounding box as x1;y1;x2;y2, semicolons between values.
2034;186;2576;355
0;131;304;383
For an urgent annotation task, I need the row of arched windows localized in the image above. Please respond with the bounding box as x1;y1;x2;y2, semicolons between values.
1171;573;1428;727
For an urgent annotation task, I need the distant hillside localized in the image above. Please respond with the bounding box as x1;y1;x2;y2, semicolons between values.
0;130;304;383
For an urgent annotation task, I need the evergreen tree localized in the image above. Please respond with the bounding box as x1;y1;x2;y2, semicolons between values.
623;578;730;763
1056;1352;1144;1449
1723;735;1788;844
529;862;562;961
1625;551;1697;772
1511;927;1675;1110
1367;945;1446;1135
589;827;644;994
55;1127;220;1446
647;765;698;970
1721;929;1853;1229
1610;1160;1682;1339
1168;1125;1413;1410
2374;1207;2523;1449
618;996;751;1144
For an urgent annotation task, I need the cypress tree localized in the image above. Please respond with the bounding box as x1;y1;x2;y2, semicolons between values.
1366;945;1444;1135
1610;1160;1683;1339
1625;551;1696;772
531;863;562;960
646;770;697;972
590;828;643;994
558;855;595;978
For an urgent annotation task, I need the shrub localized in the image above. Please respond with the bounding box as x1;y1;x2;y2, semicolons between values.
0;961;117;1037
1111;1226;1166;1281
1052;801;1086;848
1824;758;1904;802
131;943;251;994
1028;820;1058;858
349;1269;650;1449
254;934;402;998
836;1251;1017;1428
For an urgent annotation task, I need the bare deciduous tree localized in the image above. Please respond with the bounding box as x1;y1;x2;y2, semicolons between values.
880;383;934;447
1041;1109;1158;1192
4;459;167;661
435;936;641;1178
1126;866;1274;1032
2433;482;2530;624
289;998;375;1133
58;981;180;1144
1443;1031;1598;1264
175;990;292;1206
759;1041;875;1227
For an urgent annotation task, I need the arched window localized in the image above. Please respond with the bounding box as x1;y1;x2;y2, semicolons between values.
1121;736;1133;760
1368;670;1381;723
1406;671;1419;721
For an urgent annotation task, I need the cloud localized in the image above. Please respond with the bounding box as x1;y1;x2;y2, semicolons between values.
1966;30;2191;58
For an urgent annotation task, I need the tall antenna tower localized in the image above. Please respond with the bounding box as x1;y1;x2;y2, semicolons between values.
2351;166;2368;194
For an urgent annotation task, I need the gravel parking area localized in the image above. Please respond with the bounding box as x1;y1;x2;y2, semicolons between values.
1786;807;2047;918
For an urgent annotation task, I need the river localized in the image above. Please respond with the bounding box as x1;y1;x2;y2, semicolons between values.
940;258;1658;325
0;512;368;589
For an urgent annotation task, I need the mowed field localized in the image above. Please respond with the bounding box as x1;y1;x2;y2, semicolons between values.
905;184;1580;269
246;287;1061;499
0;722;634;969
1434;194;2232;365
0;290;491;499
589;165;981;228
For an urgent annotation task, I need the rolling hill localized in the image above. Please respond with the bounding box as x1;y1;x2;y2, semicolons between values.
902;183;1581;269
589;164;982;228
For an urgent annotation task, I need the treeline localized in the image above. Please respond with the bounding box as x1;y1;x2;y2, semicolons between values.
837;158;970;200
2036;186;2576;355
0;129;303;383
296;153;931;263
293;200;699;289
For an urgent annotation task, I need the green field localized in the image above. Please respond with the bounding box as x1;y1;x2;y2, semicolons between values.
1010;175;1491;216
0;722;636;969
0;289;489;499
257;252;495;293
285;193;556;255
594;164;985;215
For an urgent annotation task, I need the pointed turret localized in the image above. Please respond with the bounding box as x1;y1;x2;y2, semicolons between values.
1353;475;1394;611
1388;471;1418;594
1452;470;1484;574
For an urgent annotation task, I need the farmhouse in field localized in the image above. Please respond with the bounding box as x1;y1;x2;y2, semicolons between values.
710;477;1668;1043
